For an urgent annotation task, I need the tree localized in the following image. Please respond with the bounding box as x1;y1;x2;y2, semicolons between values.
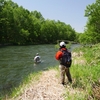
0;0;77;45
85;0;100;44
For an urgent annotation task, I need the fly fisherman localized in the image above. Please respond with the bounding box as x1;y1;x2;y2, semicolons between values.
34;53;41;64
55;41;72;85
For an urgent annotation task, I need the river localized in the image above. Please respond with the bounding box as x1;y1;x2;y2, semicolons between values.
0;44;81;93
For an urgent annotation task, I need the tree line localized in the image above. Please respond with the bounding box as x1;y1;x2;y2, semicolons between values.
1;0;99;45
0;0;77;45
78;0;100;44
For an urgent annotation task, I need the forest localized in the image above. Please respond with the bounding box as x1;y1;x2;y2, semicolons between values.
78;0;100;44
0;0;76;45
0;0;100;45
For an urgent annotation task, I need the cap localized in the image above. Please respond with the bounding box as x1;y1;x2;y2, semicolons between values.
60;41;66;47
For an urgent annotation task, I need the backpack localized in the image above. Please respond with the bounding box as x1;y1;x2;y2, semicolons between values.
60;49;72;67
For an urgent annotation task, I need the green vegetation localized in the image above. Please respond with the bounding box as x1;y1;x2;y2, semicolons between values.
0;44;100;100
1;0;99;45
67;43;100;100
0;0;100;99
10;71;42;98
78;0;100;44
0;70;42;100
54;43;100;100
0;0;76;45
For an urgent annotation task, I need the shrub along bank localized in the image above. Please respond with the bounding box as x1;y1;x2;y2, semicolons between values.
70;43;100;100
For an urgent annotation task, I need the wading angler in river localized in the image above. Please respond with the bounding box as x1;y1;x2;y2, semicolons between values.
34;53;41;64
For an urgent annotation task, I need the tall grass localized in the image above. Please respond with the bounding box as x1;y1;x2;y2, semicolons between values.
1;43;100;100
11;71;42;98
0;71;42;100
66;43;100;100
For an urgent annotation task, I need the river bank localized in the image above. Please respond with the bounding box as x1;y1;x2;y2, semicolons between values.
13;43;100;100
0;44;100;100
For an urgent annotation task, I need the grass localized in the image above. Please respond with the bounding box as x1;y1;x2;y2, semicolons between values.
11;72;41;97
67;43;100;100
0;43;100;100
3;71;42;100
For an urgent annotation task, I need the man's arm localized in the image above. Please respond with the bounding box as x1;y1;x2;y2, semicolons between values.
55;51;62;60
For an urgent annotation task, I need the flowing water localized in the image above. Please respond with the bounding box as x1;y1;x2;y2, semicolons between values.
0;44;81;94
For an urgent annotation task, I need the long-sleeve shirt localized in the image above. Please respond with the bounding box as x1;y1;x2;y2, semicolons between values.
55;48;67;60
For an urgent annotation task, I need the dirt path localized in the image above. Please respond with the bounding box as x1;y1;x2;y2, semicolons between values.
13;52;85;100
15;70;65;100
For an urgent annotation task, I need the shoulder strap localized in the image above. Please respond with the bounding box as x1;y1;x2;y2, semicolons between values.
60;47;67;51
60;48;67;53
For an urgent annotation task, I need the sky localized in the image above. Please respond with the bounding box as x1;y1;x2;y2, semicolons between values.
12;0;95;33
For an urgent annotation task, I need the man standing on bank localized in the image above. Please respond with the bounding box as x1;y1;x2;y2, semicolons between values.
55;41;72;85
